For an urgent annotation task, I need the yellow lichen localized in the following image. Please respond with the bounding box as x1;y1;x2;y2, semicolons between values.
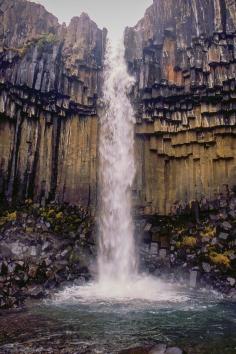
200;226;216;238
175;241;181;248
182;236;197;248
209;252;230;268
55;212;63;220
0;211;17;227
7;211;17;222
25;198;33;205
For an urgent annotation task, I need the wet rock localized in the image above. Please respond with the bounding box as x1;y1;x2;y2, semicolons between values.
165;347;183;354
227;277;236;287
28;265;38;279
149;343;166;354
27;285;45;299
202;263;211;273
189;270;198;288
159;249;167;259
221;222;232;231
150;243;159;255
119;347;151;354
42;241;52;252
219;232;229;240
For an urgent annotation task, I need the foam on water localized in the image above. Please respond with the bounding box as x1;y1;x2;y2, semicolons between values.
53;275;189;305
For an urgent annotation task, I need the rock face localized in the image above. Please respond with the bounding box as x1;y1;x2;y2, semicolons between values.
125;0;236;215
0;0;236;216
0;0;106;208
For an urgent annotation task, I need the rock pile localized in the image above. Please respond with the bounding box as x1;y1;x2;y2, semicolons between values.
138;189;236;295
0;202;95;309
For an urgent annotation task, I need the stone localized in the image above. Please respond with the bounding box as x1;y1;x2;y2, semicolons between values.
27;285;44;299
42;241;51;252
211;238;218;245
159;249;167;259
202;262;211;273
189;270;198;288
165;348;183;354
61;249;71;259
29;246;38;257
219;232;229;240
149;344;167;354
221;222;232;231
150;243;159;255
227;277;236;287
28;265;38;279
144;224;152;232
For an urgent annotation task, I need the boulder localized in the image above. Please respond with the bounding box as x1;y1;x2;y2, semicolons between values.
149;343;166;354
219;232;229;240
221;222;232;231
202;263;211;273
227;277;236;287
189;270;198;288
165;348;183;354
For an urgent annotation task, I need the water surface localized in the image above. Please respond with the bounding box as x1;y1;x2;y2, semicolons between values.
0;284;235;354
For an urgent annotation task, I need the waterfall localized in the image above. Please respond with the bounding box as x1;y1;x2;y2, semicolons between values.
53;38;182;302
98;39;137;284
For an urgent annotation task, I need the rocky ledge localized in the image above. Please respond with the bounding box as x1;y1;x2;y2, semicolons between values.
0;201;96;309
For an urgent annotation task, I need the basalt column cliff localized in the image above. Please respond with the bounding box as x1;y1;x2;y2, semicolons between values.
0;0;236;216
0;0;106;208
125;0;236;215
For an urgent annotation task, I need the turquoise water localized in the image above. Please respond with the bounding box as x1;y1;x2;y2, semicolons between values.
0;287;236;353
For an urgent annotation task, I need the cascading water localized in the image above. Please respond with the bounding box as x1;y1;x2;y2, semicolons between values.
98;39;137;285
53;38;186;302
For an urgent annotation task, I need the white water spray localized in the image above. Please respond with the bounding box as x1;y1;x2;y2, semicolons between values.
98;39;137;284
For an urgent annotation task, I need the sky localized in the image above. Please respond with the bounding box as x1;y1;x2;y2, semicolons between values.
33;0;152;42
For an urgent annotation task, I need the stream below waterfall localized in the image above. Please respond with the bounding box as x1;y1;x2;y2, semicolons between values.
0;286;235;354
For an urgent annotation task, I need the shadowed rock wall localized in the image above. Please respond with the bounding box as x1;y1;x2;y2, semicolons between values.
125;0;236;214
0;0;106;208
